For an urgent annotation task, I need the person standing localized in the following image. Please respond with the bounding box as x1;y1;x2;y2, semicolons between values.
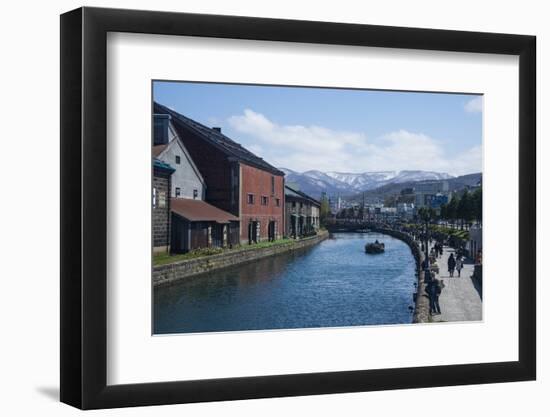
426;278;442;315
456;256;463;277
448;252;456;277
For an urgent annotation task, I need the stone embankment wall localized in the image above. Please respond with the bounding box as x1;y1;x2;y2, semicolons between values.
153;230;329;287
371;227;430;323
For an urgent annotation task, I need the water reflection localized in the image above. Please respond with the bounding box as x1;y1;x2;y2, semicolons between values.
154;233;417;334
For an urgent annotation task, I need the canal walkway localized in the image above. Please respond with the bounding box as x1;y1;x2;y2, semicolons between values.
429;245;482;323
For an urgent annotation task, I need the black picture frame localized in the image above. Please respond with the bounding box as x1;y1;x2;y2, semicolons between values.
60;6;536;410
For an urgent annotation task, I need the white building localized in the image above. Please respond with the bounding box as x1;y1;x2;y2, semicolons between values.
153;115;206;200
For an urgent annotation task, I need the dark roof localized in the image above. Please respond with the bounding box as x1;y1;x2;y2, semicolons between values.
153;158;175;174
154;102;284;176
171;198;239;224
285;185;321;206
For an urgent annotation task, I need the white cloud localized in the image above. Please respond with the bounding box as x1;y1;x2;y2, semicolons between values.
227;109;481;176
228;109;365;155
464;96;483;113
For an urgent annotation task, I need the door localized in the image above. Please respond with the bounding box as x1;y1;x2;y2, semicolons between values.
268;221;275;242
248;221;258;244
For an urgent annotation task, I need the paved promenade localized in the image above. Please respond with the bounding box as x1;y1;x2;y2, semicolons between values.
429;245;482;323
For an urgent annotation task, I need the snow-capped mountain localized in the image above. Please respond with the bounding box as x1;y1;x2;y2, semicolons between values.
281;168;453;198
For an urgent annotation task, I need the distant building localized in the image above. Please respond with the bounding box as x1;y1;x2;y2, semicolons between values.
397;202;415;220
152;159;174;254
428;193;449;209
285;186;321;239
414;181;450;208
380;207;398;223
154;102;285;244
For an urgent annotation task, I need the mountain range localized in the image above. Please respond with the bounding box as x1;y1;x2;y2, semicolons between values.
347;172;482;204
281;168;455;198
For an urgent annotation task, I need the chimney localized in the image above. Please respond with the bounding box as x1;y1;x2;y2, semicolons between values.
212;127;221;133
153;114;171;145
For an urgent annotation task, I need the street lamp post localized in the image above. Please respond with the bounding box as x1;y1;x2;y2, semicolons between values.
418;206;433;284
424;218;431;283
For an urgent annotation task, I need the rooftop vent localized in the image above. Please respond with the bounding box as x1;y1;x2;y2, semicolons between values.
212;127;221;133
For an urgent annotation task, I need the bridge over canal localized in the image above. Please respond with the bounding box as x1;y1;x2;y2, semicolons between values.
324;220;385;233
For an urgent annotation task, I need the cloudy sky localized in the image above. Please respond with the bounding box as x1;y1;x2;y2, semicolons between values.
154;81;482;176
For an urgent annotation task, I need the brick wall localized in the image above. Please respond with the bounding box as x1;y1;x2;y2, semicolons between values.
240;163;285;243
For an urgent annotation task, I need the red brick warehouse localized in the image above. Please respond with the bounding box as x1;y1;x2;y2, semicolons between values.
154;102;285;245
240;163;284;244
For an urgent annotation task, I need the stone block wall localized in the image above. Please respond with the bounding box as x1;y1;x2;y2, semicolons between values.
154;231;328;286
153;174;171;251
370;227;429;323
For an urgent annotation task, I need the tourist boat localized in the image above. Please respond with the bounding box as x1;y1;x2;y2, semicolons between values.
365;241;385;254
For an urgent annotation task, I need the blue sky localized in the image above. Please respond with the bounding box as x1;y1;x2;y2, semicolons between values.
154;81;482;176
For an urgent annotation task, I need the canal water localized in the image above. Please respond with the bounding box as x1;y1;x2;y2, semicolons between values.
154;232;417;334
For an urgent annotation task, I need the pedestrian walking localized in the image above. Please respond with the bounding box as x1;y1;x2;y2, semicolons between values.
426;278;442;315
448;253;456;277
456;256;463;277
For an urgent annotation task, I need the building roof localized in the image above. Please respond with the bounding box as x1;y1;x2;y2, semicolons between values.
153;158;175;173
171;198;239;224
154;102;285;176
285;185;321;206
152;144;167;157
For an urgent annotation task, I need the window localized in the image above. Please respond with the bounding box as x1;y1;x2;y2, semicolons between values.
275;198;280;207
152;187;157;208
261;196;268;206
271;176;275;195
175;155;181;164
247;194;255;204
175;187;181;197
292;201;296;208
193;189;198;199
158;191;166;208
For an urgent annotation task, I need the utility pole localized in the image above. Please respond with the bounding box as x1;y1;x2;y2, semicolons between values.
424;216;431;283
419;207;432;283
362;192;365;222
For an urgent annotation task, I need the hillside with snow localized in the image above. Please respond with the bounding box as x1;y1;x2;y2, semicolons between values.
281;168;454;198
